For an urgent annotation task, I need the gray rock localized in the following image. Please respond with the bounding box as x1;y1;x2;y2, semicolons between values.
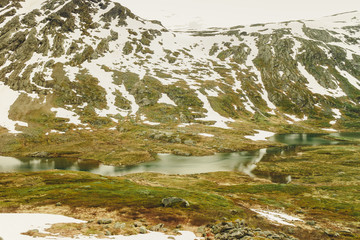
338;230;353;236
139;226;147;234
197;226;206;234
30;151;49;158
150;223;164;231
172;149;191;156
133;221;142;227
97;219;113;224
306;220;316;226
105;230;111;236
324;230;339;237
230;230;245;238
162;197;190;207
114;222;126;229
183;139;195;145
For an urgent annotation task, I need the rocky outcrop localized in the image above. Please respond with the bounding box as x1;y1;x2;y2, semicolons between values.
201;220;297;240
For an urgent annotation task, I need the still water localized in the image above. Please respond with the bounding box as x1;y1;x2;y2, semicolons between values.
0;132;359;177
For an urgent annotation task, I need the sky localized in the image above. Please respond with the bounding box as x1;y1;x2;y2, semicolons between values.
117;0;360;30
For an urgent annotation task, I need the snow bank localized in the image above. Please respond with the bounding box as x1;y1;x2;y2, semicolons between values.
51;108;82;125
17;0;44;15
0;83;28;134
195;91;234;129
251;209;303;226
143;121;161;126
198;133;214;137
158;93;176;106
321;128;338;132
244;130;275;141
0;213;202;240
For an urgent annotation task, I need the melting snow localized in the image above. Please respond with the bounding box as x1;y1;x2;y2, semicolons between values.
251;209;303;226
335;66;360;91
198;133;214;137
0;213;201;240
244;130;275;141
322;128;338;132
332;108;341;119
177;123;195;127
243;36;277;111
82;62;139;117
16;0;44;15
143;121;161;126
284;114;308;124
0;83;28;134
204;89;219;97
298;63;346;97
158;93;176;106
195;91;234;129
51;108;82;125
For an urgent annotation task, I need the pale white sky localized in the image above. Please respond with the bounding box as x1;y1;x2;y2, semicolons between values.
117;0;360;29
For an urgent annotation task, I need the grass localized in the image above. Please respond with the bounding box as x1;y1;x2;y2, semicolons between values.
0;171;244;226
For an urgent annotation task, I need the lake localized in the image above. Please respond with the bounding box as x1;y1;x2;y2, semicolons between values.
0;132;359;178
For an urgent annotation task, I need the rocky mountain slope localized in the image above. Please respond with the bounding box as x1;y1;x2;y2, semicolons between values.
0;0;360;159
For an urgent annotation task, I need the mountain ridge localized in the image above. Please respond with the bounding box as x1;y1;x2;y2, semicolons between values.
0;0;360;161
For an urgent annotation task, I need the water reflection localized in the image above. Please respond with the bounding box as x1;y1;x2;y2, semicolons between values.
269;133;339;146
1;133;359;178
0;150;270;176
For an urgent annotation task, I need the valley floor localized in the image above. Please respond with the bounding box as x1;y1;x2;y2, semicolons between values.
1;144;360;239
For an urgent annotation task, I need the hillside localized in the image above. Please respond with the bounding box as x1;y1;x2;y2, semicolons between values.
0;0;360;161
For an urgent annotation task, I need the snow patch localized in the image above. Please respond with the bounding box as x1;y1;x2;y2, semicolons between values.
0;213;201;240
51;108;82;125
195;91;234;129
143;121;161;126
198;133;214;137
284;114;308;124
244;130;275;141
335;66;360;91
17;0;44;15
0;83;28;133
205;89;219;97
177;123;195;127
322;128;338;132
298;63;346;97
158;93;176;106
251;209;303;226
332;108;341;119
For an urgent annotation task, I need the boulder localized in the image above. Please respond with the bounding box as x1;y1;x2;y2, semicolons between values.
139;226;147;234
30;152;50;158
97;219;113;224
162;197;189;207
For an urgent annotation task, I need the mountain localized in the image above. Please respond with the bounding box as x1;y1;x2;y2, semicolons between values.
0;0;360;160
